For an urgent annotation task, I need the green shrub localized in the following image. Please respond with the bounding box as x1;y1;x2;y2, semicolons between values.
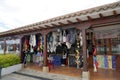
0;54;20;68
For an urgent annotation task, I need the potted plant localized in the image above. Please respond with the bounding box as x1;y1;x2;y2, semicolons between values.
0;64;2;79
0;54;22;78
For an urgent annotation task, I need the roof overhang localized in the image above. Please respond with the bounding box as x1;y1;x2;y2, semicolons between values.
0;1;120;36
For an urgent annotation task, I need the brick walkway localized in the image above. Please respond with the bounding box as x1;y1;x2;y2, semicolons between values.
1;68;87;80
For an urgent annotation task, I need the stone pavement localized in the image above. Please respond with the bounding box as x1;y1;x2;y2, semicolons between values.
1;68;88;80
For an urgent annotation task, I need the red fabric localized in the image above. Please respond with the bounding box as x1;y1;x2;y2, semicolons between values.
47;60;54;71
93;48;97;55
95;61;99;69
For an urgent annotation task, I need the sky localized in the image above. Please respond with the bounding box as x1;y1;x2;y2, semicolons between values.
0;0;119;32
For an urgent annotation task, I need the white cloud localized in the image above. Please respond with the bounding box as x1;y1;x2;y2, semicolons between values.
0;0;119;32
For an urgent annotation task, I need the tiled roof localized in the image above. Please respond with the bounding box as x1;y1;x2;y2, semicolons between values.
0;1;120;36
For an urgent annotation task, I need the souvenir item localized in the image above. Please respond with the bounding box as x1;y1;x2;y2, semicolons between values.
108;55;112;69
70;29;76;44
75;50;80;69
93;47;98;72
63;30;66;42
29;34;36;52
93;55;98;72
104;55;108;68
112;55;116;69
66;42;71;49
101;55;104;68
27;54;30;62
66;34;70;42
97;55;101;68
59;31;63;42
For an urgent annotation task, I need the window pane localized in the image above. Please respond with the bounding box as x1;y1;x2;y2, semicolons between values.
6;38;20;54
0;40;4;54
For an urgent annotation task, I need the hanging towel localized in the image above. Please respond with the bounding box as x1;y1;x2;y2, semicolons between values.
104;55;108;68
79;32;82;46
63;30;67;42
59;32;63;42
66;42;71;49
97;55;101;68
66;34;70;42
70;29;76;44
33;34;36;47
108;55;112;69
101;55;105;68
112;55;116;69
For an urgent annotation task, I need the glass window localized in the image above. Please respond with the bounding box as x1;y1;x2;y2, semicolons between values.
96;39;109;55
111;34;120;54
0;40;4;54
96;34;120;54
6;38;20;54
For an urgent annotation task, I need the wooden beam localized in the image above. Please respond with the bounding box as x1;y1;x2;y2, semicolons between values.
99;13;104;18
27;27;33;30
38;26;46;29
44;25;51;28
58;22;65;26
76;18;82;22
67;20;73;24
32;27;40;30
87;16;92;20
113;10;117;16
51;23;58;27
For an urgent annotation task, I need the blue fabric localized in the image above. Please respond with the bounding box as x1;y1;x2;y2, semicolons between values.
37;52;40;56
112;55;116;69
104;55;108;68
53;55;61;66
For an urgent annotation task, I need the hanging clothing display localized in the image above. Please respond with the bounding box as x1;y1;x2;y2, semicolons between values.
66;42;71;49
66;34;70;42
36;51;43;66
108;55;112;69
104;55;108;68
93;47;98;72
70;29;76;44
29;34;36;53
52;32;58;52
79;32;82;46
97;55;117;69
59;31;63;42
24;37;29;51
29;34;36;47
63;30;67;42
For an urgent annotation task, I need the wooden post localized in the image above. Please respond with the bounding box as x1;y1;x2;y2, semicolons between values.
3;38;6;55
43;34;47;66
82;28;88;71
82;28;90;79
19;36;23;63
42;31;49;72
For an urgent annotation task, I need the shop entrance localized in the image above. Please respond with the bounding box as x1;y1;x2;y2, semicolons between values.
87;24;120;80
21;28;83;77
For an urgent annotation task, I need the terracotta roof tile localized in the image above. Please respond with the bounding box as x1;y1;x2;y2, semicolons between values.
0;1;120;36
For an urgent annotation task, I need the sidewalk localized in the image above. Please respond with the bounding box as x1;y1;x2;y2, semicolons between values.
1;68;87;80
